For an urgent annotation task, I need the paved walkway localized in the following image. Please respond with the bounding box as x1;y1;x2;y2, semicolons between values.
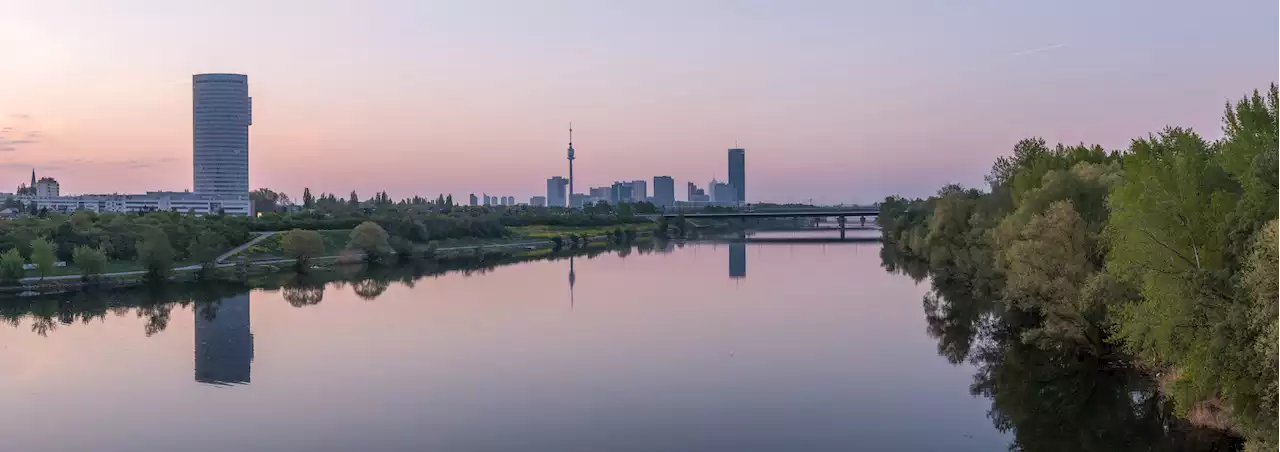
216;231;277;263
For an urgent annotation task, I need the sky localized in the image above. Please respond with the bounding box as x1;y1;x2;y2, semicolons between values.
0;0;1275;204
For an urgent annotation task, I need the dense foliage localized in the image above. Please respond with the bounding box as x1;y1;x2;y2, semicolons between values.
0;211;252;264
281;229;325;272
878;84;1277;449
0;197;654;282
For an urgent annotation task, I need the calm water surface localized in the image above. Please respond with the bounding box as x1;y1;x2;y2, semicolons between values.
0;231;1009;451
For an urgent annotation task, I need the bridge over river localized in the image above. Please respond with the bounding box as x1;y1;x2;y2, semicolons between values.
648;206;878;220
642;207;880;239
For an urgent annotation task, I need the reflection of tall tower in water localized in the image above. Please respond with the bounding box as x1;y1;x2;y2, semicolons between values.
194;293;254;385
568;256;576;308
729;242;746;279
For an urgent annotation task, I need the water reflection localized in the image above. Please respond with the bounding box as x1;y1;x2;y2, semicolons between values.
568;256;576;308
878;243;1242;451
729;242;746;279
2;237;1015;452
194;294;254;386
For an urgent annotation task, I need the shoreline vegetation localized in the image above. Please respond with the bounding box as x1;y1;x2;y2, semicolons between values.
0;197;756;296
0;236;690;338
876;84;1277;449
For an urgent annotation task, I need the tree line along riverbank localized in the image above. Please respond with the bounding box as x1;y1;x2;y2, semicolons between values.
876;84;1277;449
0;204;670;295
0;237;686;338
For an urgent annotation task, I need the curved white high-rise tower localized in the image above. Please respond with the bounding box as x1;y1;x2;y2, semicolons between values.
193;73;251;195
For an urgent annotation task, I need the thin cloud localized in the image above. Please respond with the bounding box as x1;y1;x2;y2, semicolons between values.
1008;43;1066;57
0;147;14;152
8;113;30;119
0;157;177;171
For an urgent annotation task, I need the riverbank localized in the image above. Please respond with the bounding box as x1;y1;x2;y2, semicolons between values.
0;230;653;298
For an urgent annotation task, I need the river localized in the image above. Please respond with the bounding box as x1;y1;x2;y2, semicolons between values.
1;230;1226;451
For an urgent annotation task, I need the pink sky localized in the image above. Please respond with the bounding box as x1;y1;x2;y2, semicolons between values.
1;1;1275;203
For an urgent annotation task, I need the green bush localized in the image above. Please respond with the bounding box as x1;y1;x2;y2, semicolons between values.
0;249;25;284
72;245;108;281
136;229;175;280
29;237;57;280
281;229;326;272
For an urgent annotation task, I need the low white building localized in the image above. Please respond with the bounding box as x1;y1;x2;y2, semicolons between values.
17;191;252;216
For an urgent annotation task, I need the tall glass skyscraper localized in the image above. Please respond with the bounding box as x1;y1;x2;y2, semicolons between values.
193;74;252;195
728;148;745;205
653;176;675;207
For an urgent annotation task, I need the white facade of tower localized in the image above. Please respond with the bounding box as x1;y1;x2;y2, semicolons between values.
193;74;251;195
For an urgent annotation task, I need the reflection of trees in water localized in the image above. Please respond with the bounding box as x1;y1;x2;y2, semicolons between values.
282;285;324;306
0;242;641;336
881;243;1240;451
0;282;250;337
351;278;390;300
282;276;325;307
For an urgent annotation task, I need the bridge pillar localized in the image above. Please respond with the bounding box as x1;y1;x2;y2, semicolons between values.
837;215;847;239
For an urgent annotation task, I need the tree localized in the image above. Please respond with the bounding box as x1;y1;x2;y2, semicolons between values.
444;194;453;207
281;229;325;272
72;245;108;281
436;194;446;206
251;188;285;213
187;231;228;276
1003;200;1108;353
0;249;25;284
348;221;391;263
551;235;564;251
69;211;95;231
348;190;360;207
302;188;315;209
136;229;175;280
655;215;669;238
388;236;414;262
29;237;56;280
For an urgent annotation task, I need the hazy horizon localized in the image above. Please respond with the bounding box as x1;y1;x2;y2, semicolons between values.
1;0;1275;204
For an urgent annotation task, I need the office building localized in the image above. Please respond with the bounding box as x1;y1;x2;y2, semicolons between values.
34;177;59;197
710;179;736;204
610;181;634;204
630;180;647;203
469;193;478;206
547;176;568;207
483;194;491;206
22;191;252;215
687;182;709;202
653;176;675;207
589;186;610;201
195;293;254;385
11;74;253;216
505;196;515;206
729;148;745;205
570;193;589;208
193;73;251;196
530;196;546;207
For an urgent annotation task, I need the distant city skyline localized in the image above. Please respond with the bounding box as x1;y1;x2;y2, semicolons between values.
1;1;1274;203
